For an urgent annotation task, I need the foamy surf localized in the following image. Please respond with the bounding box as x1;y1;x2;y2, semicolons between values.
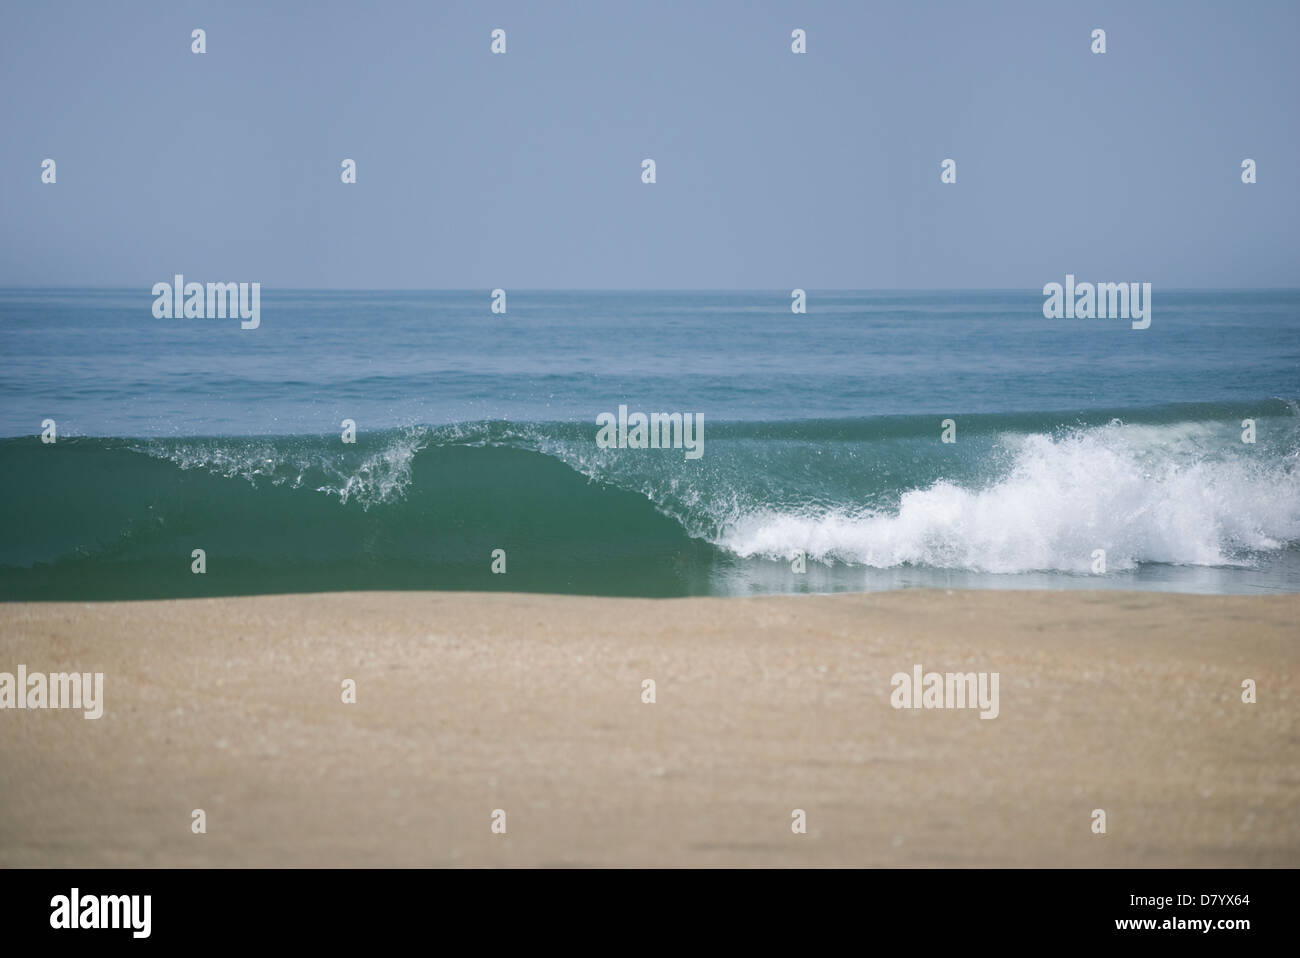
716;421;1300;573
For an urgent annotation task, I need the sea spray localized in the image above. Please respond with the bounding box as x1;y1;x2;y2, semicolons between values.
1;405;1297;600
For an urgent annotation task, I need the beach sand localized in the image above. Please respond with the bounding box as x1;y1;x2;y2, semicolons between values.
1;589;1296;867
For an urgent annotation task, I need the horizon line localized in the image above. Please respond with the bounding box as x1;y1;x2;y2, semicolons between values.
4;285;1300;293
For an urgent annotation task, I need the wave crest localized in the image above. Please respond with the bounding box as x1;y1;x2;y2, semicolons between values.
716;423;1300;573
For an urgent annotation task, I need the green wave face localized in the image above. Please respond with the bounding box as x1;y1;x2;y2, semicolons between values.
2;400;1298;600
0;436;715;600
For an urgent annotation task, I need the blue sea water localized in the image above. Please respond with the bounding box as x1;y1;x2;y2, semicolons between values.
1;288;1297;598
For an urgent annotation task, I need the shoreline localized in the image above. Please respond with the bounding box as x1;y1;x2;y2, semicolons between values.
2;589;1296;867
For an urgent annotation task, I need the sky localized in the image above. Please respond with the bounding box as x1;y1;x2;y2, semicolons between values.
1;0;1297;289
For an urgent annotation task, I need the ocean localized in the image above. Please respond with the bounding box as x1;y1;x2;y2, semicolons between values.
1;288;1297;600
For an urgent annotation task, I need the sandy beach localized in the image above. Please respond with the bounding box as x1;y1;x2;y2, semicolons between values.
1;589;1296;867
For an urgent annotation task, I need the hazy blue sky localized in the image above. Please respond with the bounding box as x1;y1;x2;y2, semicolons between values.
2;0;1297;289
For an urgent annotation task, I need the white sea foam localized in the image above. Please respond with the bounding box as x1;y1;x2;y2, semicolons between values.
717;423;1300;573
